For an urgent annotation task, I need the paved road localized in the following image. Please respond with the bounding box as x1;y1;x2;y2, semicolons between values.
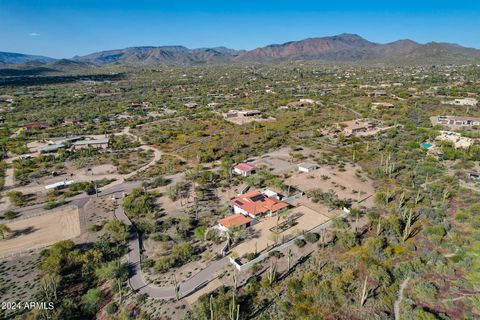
114;202;229;299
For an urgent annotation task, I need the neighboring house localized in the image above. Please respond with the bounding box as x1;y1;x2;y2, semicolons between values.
64;118;84;126
223;110;261;118
184;103;198;108
371;102;394;110
298;162;318;173
131;101;144;108
71;138;109;150
337;119;374;137
441;98;478;106
229;191;289;219
431;116;480;128
469;172;480;180
45;180;74;190
367;90;387;97
40;144;65;153
25;122;49;130
233;163;256;177
436;131;473;148
217;214;253;232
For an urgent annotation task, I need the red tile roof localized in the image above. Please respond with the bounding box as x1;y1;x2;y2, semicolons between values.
218;214;253;228
234;163;256;172
229;191;289;216
25;122;49;129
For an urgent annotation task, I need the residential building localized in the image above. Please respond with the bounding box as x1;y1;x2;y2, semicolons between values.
441;98;478;106
217;214;253;232
431;116;480;128
45;180;74;190
71;138;109;150
229;191;289;219
223;109;261;118
336;119;374;137
298;162;318;173
233;163;256;177
40;144;65;153
25;122;49;130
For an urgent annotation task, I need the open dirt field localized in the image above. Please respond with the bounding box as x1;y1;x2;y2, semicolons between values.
285;163;375;207
232;204;331;258
0;206;81;257
249;147;318;174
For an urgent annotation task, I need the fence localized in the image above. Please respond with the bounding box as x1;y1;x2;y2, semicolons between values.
229;208;351;271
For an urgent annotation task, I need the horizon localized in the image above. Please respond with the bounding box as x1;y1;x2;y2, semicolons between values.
1;1;480;58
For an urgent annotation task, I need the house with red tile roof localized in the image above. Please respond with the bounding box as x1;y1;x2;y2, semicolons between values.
217;214;253;232
229;191;289;219
233;163;256;177
24;122;49;130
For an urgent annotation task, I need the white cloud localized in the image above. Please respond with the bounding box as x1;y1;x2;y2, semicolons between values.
29;32;40;37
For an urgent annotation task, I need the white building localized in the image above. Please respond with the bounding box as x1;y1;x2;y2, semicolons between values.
298;163;318;173
441;98;478;106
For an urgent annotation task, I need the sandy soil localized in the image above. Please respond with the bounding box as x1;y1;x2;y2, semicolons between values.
285;163;375;207
231;204;331;258
0;206;81;257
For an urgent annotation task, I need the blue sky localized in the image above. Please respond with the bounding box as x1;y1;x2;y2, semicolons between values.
1;0;480;58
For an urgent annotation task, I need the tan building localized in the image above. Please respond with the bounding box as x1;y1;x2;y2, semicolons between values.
337;119;374;137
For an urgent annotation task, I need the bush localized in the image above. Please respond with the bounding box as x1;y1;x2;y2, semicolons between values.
154;256;173;272
2;211;18;220
294;239;306;248
6;191;27;207
88;224;102;232
304;232;319;243
142;258;155;269
106;302;118;315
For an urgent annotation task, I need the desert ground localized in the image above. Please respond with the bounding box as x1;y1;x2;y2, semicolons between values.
232;205;331;258
0;206;81;257
285;163;375;207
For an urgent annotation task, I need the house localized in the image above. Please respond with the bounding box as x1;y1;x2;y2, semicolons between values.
469;172;480;180
184;103;198;108
441;98;478;106
233;163;256;177
229;191;289;219
223;110;261;119
71;138;109;150
40;144;65;153
298;162;318;173
437;131;473;148
131;101;145;108
45;180;74;190
337;120;374;137
367;90;387;97
371;102;394;110
64;118;84;126
431;116;480;128
217;214;253;232
25;122;49;130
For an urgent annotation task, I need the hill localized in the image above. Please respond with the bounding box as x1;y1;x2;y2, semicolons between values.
0;51;56;66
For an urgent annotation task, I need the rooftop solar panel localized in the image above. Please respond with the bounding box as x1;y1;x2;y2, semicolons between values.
250;194;265;202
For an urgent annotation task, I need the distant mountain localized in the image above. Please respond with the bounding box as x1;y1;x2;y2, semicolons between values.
237;34;380;61
2;34;480;68
49;59;94;71
236;34;480;64
0;51;56;66
73;46;243;65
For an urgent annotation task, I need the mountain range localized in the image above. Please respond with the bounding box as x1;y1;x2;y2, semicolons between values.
1;34;480;69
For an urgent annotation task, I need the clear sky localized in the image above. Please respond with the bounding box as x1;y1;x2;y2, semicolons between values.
1;0;480;58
